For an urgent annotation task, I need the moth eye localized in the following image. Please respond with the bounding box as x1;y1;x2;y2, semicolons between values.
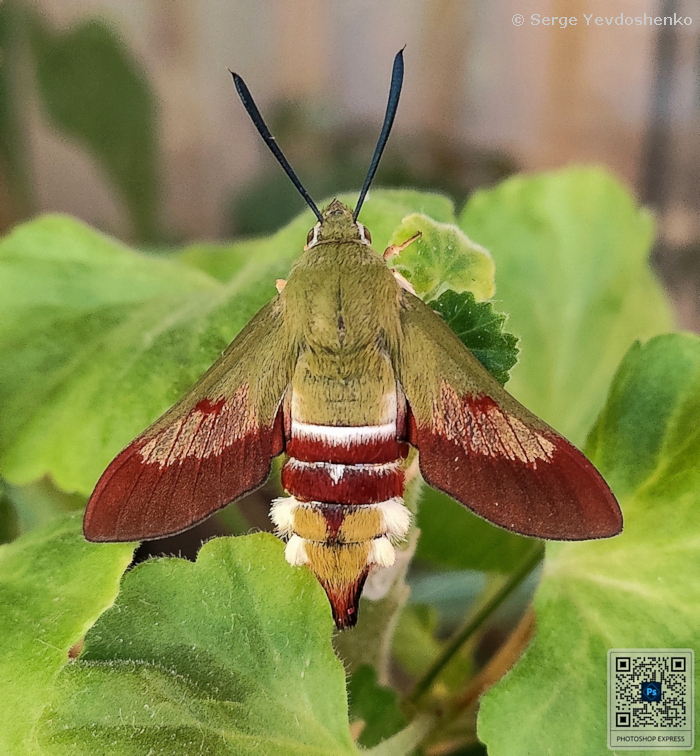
306;228;314;244
364;227;372;243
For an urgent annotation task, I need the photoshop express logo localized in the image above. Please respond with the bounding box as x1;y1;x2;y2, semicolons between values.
642;681;662;703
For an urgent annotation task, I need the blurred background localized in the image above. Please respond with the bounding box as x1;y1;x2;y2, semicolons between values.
1;0;698;327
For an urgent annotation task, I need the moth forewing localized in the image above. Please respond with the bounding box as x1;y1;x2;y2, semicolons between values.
394;292;622;540
83;300;294;542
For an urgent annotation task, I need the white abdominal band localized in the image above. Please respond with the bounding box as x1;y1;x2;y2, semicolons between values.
291;420;396;445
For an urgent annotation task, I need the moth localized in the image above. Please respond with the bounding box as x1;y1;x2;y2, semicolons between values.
84;51;622;629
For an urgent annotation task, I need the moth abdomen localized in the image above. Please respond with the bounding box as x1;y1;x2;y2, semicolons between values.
270;496;410;629
272;419;411;628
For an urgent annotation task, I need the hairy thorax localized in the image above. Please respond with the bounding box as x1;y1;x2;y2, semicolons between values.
283;241;402;426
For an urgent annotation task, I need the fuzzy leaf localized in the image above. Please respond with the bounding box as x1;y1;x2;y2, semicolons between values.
0;514;134;755
348;666;407;748
39;533;357;756
478;334;700;756
389;213;495;301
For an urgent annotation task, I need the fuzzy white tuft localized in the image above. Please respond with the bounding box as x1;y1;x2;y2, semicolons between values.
326;464;345;483
285;535;309;566
368;536;396;568
270;496;300;537
378;498;411;540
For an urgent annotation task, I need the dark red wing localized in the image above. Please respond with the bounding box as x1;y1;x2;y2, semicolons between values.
84;300;293;542
407;389;622;539
84;393;285;541
394;293;622;540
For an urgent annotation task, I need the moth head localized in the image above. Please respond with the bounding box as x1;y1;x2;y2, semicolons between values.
304;199;373;250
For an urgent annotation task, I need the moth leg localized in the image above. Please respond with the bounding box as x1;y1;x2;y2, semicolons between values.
384;231;421;294
383;230;421;260
391;270;416;295
275;278;287;292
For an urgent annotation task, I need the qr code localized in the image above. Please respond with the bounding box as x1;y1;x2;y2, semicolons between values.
608;649;694;751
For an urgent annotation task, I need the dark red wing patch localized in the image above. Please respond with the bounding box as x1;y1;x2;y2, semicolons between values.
84;386;284;541
409;382;622;540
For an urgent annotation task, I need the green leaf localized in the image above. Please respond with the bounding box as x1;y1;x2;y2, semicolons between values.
460;166;674;447
585;335;700;500
348;666;406;748
428;290;518;386
0;513;134;755
389;213;495;301
28;15;158;239
0;214;226;493
478;334;700;756
40;533;358;756
415;487;536;572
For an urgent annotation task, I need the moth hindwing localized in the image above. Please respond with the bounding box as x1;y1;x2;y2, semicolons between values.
84;50;622;630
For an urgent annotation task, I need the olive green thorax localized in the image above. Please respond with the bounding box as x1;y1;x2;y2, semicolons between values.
280;200;403;426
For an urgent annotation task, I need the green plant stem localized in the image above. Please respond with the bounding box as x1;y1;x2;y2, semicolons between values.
404;542;543;707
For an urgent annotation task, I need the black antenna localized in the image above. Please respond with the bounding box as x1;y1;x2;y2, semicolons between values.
354;49;405;220
231;71;323;222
